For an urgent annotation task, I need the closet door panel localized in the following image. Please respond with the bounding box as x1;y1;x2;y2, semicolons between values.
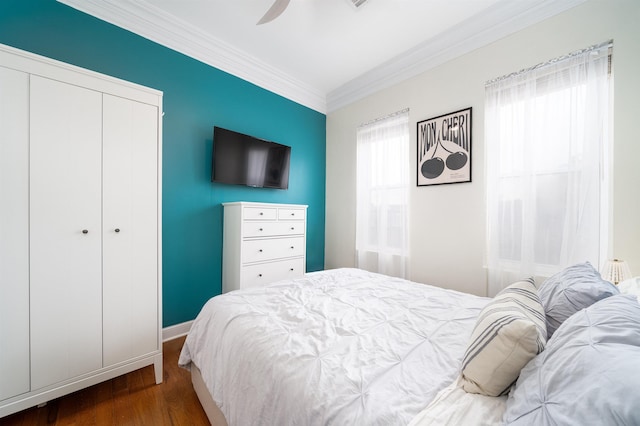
29;75;103;390
102;94;158;366
0;67;30;401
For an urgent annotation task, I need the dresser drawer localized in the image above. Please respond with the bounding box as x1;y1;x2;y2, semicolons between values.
241;258;305;289
278;208;306;221
223;202;307;293
243;221;305;238
242;236;305;264
243;206;277;220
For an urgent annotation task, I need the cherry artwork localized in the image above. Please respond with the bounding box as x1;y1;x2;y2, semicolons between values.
417;108;471;186
420;135;468;179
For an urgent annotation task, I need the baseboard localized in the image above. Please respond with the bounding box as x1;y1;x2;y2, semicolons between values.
162;320;194;342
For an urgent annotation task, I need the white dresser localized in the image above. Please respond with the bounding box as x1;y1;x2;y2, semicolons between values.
0;43;162;418
222;202;307;292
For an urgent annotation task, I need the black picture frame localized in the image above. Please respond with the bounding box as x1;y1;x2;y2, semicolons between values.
417;107;472;186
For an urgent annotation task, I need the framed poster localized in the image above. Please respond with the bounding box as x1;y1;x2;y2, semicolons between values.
417;107;472;186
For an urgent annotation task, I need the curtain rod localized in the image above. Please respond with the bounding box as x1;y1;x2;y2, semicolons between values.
485;40;613;87
358;108;409;129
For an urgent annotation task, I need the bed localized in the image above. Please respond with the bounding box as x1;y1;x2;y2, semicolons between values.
179;265;640;425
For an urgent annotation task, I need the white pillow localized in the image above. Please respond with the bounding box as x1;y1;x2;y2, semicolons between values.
504;294;640;425
618;276;640;299
460;278;546;396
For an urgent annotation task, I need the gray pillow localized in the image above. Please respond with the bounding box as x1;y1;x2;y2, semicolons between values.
538;261;618;338
504;294;640;425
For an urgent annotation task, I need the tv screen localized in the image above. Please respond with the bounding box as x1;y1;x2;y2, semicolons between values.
211;126;291;189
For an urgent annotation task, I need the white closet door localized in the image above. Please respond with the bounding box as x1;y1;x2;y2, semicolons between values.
0;66;30;401
29;75;103;390
102;94;159;366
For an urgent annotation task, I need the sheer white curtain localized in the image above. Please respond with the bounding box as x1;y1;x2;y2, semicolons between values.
485;42;612;295
356;109;410;278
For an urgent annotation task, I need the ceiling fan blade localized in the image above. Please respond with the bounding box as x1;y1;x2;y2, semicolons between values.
257;0;291;25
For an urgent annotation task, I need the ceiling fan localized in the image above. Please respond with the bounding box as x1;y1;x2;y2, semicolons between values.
257;0;369;25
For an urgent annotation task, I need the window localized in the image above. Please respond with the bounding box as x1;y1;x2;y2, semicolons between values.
485;42;612;295
356;109;410;278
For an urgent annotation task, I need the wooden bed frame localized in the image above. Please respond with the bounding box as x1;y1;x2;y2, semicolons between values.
190;365;228;426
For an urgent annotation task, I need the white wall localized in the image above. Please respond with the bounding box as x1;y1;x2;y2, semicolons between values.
325;0;640;296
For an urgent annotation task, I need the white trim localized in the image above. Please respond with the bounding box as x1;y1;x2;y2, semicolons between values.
162;320;194;342
56;0;586;114
57;0;326;113
326;0;587;112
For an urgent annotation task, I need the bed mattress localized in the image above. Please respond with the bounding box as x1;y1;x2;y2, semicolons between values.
179;268;490;425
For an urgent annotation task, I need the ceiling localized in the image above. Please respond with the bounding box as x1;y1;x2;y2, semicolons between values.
58;0;585;113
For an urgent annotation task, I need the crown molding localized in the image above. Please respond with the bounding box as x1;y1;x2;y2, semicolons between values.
57;0;327;113
58;0;585;116
326;0;587;112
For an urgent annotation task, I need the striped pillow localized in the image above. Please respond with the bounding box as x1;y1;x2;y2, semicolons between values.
460;278;546;396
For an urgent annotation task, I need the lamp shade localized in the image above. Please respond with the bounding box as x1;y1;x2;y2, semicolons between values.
602;259;632;285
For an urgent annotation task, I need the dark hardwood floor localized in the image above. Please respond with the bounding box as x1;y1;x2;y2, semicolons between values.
0;337;210;426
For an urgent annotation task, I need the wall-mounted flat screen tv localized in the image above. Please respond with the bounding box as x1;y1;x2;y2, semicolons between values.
211;126;291;189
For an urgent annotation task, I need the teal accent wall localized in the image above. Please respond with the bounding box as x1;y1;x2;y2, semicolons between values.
0;0;326;327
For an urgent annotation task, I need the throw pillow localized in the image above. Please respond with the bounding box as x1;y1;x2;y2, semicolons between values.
538;261;618;339
460;278;546;396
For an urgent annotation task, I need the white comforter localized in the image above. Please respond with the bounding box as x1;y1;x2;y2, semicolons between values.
179;268;490;425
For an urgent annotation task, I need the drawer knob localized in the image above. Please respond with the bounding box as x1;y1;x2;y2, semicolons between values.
259;249;263;252
115;228;120;233
259;212;264;216
291;213;295;216
82;229;88;234
291;227;295;230
258;274;263;277
290;246;294;249
290;268;294;271
259;228;263;231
